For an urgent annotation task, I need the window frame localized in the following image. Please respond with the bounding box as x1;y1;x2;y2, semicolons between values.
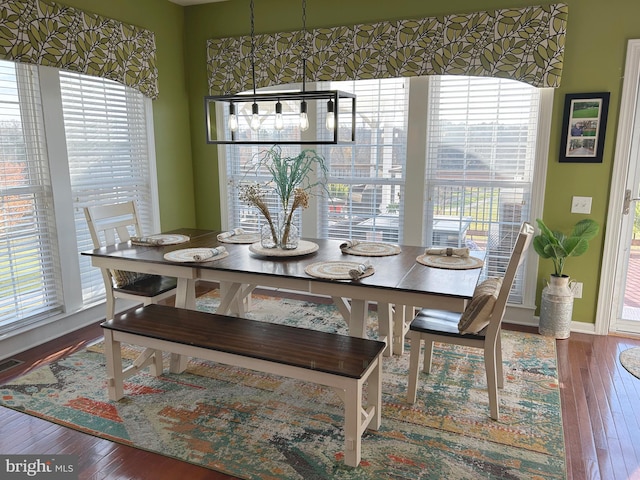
0;61;159;350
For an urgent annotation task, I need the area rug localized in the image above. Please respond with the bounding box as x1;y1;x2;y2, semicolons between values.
620;347;640;379
0;292;566;479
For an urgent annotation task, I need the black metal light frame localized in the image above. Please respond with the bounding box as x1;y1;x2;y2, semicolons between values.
205;89;356;145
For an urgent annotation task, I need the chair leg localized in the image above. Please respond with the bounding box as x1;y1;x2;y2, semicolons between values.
145;298;164;375
377;303;393;357
407;331;422;403
392;304;406;355
105;291;116;321
485;345;500;421
423;337;434;374
496;332;504;389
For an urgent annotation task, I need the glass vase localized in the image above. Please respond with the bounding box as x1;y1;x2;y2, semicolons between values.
279;210;299;250
260;222;278;249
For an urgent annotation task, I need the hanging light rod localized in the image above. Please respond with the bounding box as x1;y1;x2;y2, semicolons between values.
205;89;356;145
204;0;356;145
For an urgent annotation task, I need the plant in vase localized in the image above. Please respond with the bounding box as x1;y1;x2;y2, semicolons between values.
533;217;599;339
238;183;279;247
280;187;309;249
241;145;327;249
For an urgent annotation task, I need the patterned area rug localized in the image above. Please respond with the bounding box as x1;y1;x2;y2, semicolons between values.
620;347;640;379
0;292;566;479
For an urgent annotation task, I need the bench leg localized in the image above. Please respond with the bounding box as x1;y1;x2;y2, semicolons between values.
343;381;364;467
343;358;382;467
103;329;124;401
369;358;382;431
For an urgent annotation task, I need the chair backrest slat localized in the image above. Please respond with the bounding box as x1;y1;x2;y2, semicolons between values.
486;222;535;335
84;201;142;248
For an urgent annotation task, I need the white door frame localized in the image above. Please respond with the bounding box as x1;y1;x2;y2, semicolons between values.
595;39;640;335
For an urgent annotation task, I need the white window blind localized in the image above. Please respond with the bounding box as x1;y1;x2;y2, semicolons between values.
318;78;408;242
60;71;154;305
0;60;63;331
425;76;540;302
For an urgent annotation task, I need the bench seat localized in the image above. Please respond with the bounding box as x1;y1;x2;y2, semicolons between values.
101;304;386;467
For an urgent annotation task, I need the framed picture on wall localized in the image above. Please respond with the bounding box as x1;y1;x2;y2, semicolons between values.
559;92;610;163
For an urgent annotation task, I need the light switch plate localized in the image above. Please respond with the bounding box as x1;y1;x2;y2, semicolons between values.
571;196;592;214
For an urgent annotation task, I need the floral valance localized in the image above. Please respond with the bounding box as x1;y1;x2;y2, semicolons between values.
0;0;159;99
207;3;567;95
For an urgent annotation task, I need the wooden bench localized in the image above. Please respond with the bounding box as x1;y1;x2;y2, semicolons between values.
101;304;386;467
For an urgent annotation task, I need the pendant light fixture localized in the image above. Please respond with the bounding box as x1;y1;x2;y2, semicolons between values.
274;100;284;130
205;0;356;145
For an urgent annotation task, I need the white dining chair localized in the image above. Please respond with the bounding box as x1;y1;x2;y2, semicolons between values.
406;222;534;420
84;201;178;321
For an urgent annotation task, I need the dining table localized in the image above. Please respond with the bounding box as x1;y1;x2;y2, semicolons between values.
82;228;485;364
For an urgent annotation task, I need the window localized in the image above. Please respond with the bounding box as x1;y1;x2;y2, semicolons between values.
0;59;157;335
0;61;63;331
60;71;156;305
317;78;408;243
220;75;549;308
424;76;542;302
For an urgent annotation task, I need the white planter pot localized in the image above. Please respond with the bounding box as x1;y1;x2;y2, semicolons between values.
539;275;574;339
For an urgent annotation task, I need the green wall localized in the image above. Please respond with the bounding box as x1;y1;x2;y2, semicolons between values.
58;0;197;231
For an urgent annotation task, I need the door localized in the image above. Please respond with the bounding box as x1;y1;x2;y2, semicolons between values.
598;39;640;334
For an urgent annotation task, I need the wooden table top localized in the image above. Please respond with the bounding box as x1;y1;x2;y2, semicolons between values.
83;228;484;301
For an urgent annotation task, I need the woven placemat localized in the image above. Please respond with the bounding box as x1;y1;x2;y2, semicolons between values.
163;248;229;263
340;241;401;257
305;261;375;280
416;254;483;270
131;234;190;246
249;240;319;257
217;233;261;244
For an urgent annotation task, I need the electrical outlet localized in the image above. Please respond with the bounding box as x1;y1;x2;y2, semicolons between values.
571;196;592;214
570;281;583;299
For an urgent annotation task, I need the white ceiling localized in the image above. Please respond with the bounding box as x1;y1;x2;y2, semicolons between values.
168;0;228;6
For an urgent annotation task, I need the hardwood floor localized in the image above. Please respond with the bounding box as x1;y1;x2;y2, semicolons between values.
2;287;640;479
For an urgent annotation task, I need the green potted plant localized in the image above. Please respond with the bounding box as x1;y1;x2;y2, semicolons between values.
533;218;599;339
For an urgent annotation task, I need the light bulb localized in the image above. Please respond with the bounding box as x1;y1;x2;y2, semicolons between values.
274;101;284;130
250;102;260;131
299;100;309;131
228;103;238;132
325;99;335;130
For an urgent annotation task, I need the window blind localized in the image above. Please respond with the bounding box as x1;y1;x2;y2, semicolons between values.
0;60;63;330
318;78;408;242
425;76;540;302
60;71;154;305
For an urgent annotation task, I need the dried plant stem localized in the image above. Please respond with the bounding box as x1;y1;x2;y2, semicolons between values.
281;189;309;246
